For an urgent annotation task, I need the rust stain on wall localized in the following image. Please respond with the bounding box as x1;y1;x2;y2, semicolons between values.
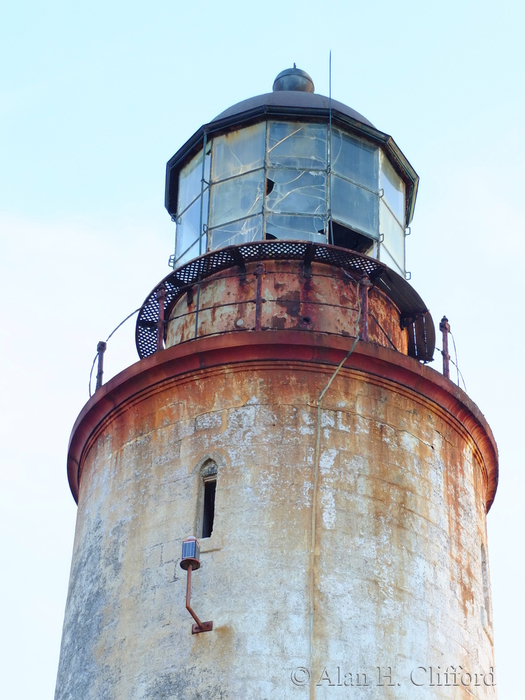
166;261;408;353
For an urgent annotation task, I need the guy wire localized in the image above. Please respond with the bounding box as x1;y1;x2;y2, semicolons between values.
309;278;362;697
88;307;141;397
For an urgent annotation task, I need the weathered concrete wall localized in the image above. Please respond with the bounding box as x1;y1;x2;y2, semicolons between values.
56;345;497;699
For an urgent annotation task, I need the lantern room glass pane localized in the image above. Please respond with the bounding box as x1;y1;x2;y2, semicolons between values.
380;200;405;273
266;214;326;242
380;151;405;225
268;122;327;170
380;244;404;276
209;170;264;229
211;122;266;182
331;175;379;238
177;240;200;267
266;169;327;216
331;130;378;192
176;192;208;260
178;148;210;215
210;215;263;250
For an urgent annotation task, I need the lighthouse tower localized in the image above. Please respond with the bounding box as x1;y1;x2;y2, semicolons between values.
55;68;498;699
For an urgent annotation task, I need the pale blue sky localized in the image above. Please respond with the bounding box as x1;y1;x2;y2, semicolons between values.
1;1;523;697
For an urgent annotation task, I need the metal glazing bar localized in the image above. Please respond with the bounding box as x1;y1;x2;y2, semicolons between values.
209;165;265;188
198;131;208;257
262;121;269;240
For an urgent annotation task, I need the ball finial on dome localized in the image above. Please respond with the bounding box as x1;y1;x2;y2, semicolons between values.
272;65;314;93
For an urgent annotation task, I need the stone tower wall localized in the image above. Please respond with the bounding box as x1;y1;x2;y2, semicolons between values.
56;336;497;699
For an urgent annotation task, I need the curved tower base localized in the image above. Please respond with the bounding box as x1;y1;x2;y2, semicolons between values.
56;333;497;699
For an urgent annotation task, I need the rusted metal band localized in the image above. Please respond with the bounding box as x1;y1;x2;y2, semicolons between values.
135;241;433;361
68;331;498;511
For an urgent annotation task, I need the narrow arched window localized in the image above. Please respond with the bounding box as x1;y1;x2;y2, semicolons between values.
199;460;218;539
202;477;217;538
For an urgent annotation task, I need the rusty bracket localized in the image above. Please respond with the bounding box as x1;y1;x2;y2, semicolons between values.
185;564;213;635
400;311;425;328
302;243;316;277
359;274;372;342
254;262;265;331
192;621;213;634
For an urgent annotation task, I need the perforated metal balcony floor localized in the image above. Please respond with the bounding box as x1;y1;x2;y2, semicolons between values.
136;241;434;362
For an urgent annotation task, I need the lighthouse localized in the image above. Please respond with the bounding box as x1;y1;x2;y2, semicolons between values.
55;68;498;698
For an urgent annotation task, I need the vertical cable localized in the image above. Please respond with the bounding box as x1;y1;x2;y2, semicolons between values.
263;121;269;240
328;50;333;246
309;281;361;698
450;331;461;387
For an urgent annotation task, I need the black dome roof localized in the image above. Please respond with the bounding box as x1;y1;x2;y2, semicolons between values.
165;70;418;224
213;90;375;129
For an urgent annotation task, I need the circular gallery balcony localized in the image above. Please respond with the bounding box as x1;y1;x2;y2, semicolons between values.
135;69;432;364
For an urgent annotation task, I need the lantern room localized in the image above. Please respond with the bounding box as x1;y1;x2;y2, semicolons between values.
165;67;418;278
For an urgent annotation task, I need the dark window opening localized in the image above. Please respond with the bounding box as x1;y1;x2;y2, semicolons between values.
264;221;375;254
331;221;375;255
202;479;216;539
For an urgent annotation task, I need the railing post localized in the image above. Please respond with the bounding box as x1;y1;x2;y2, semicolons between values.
95;341;107;391
359;275;372;342
439;316;450;379
254;263;265;332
